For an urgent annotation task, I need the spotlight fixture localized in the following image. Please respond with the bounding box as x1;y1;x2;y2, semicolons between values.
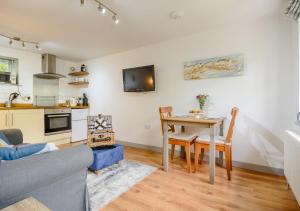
80;0;119;24
98;4;106;14
0;33;41;51
36;44;42;51
112;15;119;24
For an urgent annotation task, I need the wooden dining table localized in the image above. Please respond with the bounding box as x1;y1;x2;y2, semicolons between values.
161;115;225;184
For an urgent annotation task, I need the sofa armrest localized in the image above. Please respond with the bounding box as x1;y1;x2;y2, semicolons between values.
0;129;23;145
0;145;93;204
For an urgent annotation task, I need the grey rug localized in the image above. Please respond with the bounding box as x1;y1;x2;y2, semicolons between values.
87;160;157;211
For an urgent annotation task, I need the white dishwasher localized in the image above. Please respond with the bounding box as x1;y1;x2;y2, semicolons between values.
71;109;89;142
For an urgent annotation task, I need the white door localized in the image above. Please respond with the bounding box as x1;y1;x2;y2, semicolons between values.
72;120;87;142
0;110;8;129
10;109;45;143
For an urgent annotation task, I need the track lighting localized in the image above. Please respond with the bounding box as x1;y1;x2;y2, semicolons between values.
112;15;119;24
36;44;42;51
0;33;41;51
98;4;106;14
81;0;119;24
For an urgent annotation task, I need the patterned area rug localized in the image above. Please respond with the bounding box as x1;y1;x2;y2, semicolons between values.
87;160;157;211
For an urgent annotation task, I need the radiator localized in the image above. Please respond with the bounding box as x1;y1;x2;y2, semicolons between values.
285;130;300;205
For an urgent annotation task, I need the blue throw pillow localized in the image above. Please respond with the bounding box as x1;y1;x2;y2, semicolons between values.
0;132;10;145
0;143;46;160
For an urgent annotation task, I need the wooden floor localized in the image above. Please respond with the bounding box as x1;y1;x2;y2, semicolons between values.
102;146;300;211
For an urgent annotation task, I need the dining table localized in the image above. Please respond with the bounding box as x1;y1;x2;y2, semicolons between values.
161;115;225;184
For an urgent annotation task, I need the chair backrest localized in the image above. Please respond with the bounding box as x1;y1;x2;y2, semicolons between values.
225;107;239;144
159;106;175;133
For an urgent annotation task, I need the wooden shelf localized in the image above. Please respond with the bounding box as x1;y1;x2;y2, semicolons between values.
68;71;89;77
68;82;89;85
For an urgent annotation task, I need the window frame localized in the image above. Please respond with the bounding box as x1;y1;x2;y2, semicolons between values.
0;56;19;85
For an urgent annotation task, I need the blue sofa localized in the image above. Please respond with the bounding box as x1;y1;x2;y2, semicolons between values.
0;129;93;211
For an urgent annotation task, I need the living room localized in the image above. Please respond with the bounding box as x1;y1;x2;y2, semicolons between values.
1;0;300;210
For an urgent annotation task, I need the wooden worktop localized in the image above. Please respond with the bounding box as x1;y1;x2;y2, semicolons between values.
0;103;89;110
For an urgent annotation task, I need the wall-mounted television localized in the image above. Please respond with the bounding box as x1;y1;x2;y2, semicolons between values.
123;65;155;92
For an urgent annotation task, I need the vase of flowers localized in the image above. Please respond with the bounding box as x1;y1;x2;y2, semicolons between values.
196;94;208;111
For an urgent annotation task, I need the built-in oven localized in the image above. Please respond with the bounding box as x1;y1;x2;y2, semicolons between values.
44;108;72;135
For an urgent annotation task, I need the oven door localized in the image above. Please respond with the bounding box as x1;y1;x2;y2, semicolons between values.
45;113;71;135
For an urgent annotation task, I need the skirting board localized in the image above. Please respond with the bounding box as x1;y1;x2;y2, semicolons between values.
116;140;284;176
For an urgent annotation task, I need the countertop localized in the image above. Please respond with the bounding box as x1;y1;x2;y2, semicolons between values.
0;103;89;110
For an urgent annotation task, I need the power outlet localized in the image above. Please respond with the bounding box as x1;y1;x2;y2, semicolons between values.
144;124;151;130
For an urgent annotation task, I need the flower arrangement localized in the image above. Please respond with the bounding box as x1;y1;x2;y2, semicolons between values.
196;94;208;110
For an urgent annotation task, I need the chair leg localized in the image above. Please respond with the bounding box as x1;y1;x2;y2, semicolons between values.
230;147;233;171
171;144;175;160
194;143;200;173
225;146;231;180
199;148;205;164
185;143;191;173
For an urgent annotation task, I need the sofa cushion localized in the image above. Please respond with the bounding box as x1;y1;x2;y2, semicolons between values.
0;144;46;160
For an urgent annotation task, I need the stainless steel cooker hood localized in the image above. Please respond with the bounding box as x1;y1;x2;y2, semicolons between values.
34;54;66;79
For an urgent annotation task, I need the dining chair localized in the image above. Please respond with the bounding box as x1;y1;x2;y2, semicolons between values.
159;106;198;173
194;107;239;180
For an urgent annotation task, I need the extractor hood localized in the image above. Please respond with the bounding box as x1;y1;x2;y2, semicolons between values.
34;54;66;79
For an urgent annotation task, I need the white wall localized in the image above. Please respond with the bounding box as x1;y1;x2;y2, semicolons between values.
0;46;85;104
0;46;41;103
86;15;297;169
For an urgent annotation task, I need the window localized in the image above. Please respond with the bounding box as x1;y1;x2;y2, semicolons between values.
0;56;18;84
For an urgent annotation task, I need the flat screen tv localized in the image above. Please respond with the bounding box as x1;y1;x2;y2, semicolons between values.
123;65;155;92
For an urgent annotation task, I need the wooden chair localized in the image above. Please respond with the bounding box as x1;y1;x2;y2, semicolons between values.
194;107;239;180
159;106;198;173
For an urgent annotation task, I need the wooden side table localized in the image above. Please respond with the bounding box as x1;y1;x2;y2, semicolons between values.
2;197;51;211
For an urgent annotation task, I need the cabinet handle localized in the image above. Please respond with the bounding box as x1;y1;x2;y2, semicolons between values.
5;113;8;128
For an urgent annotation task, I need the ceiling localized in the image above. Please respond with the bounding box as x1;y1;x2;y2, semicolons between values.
0;0;283;61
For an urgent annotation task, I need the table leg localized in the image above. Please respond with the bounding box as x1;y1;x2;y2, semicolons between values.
163;121;169;171
219;121;224;167
209;125;216;184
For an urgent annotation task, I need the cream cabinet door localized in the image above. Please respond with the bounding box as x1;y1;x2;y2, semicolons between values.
9;109;45;143
0;110;9;129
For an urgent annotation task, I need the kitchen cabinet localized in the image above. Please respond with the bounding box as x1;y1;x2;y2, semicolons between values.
0;110;8;129
9;109;44;143
0;109;44;143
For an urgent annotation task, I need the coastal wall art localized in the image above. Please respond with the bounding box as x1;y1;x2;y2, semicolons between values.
184;54;244;80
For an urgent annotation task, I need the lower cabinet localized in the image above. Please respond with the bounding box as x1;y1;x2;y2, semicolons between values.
10;109;45;143
0;110;8;129
0;109;45;144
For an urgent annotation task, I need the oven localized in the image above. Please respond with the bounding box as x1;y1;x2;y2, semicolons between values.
44;108;72;135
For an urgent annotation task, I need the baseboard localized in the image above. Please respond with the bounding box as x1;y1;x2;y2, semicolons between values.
116;140;284;176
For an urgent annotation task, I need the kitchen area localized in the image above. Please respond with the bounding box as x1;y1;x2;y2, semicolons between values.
0;53;90;145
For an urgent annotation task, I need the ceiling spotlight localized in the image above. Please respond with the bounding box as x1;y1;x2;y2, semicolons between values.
80;0;85;6
22;42;25;48
112;15;119;24
98;4;106;14
9;39;13;45
36;44;42;51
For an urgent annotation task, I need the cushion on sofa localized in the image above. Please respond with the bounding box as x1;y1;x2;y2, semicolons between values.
0;143;54;160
